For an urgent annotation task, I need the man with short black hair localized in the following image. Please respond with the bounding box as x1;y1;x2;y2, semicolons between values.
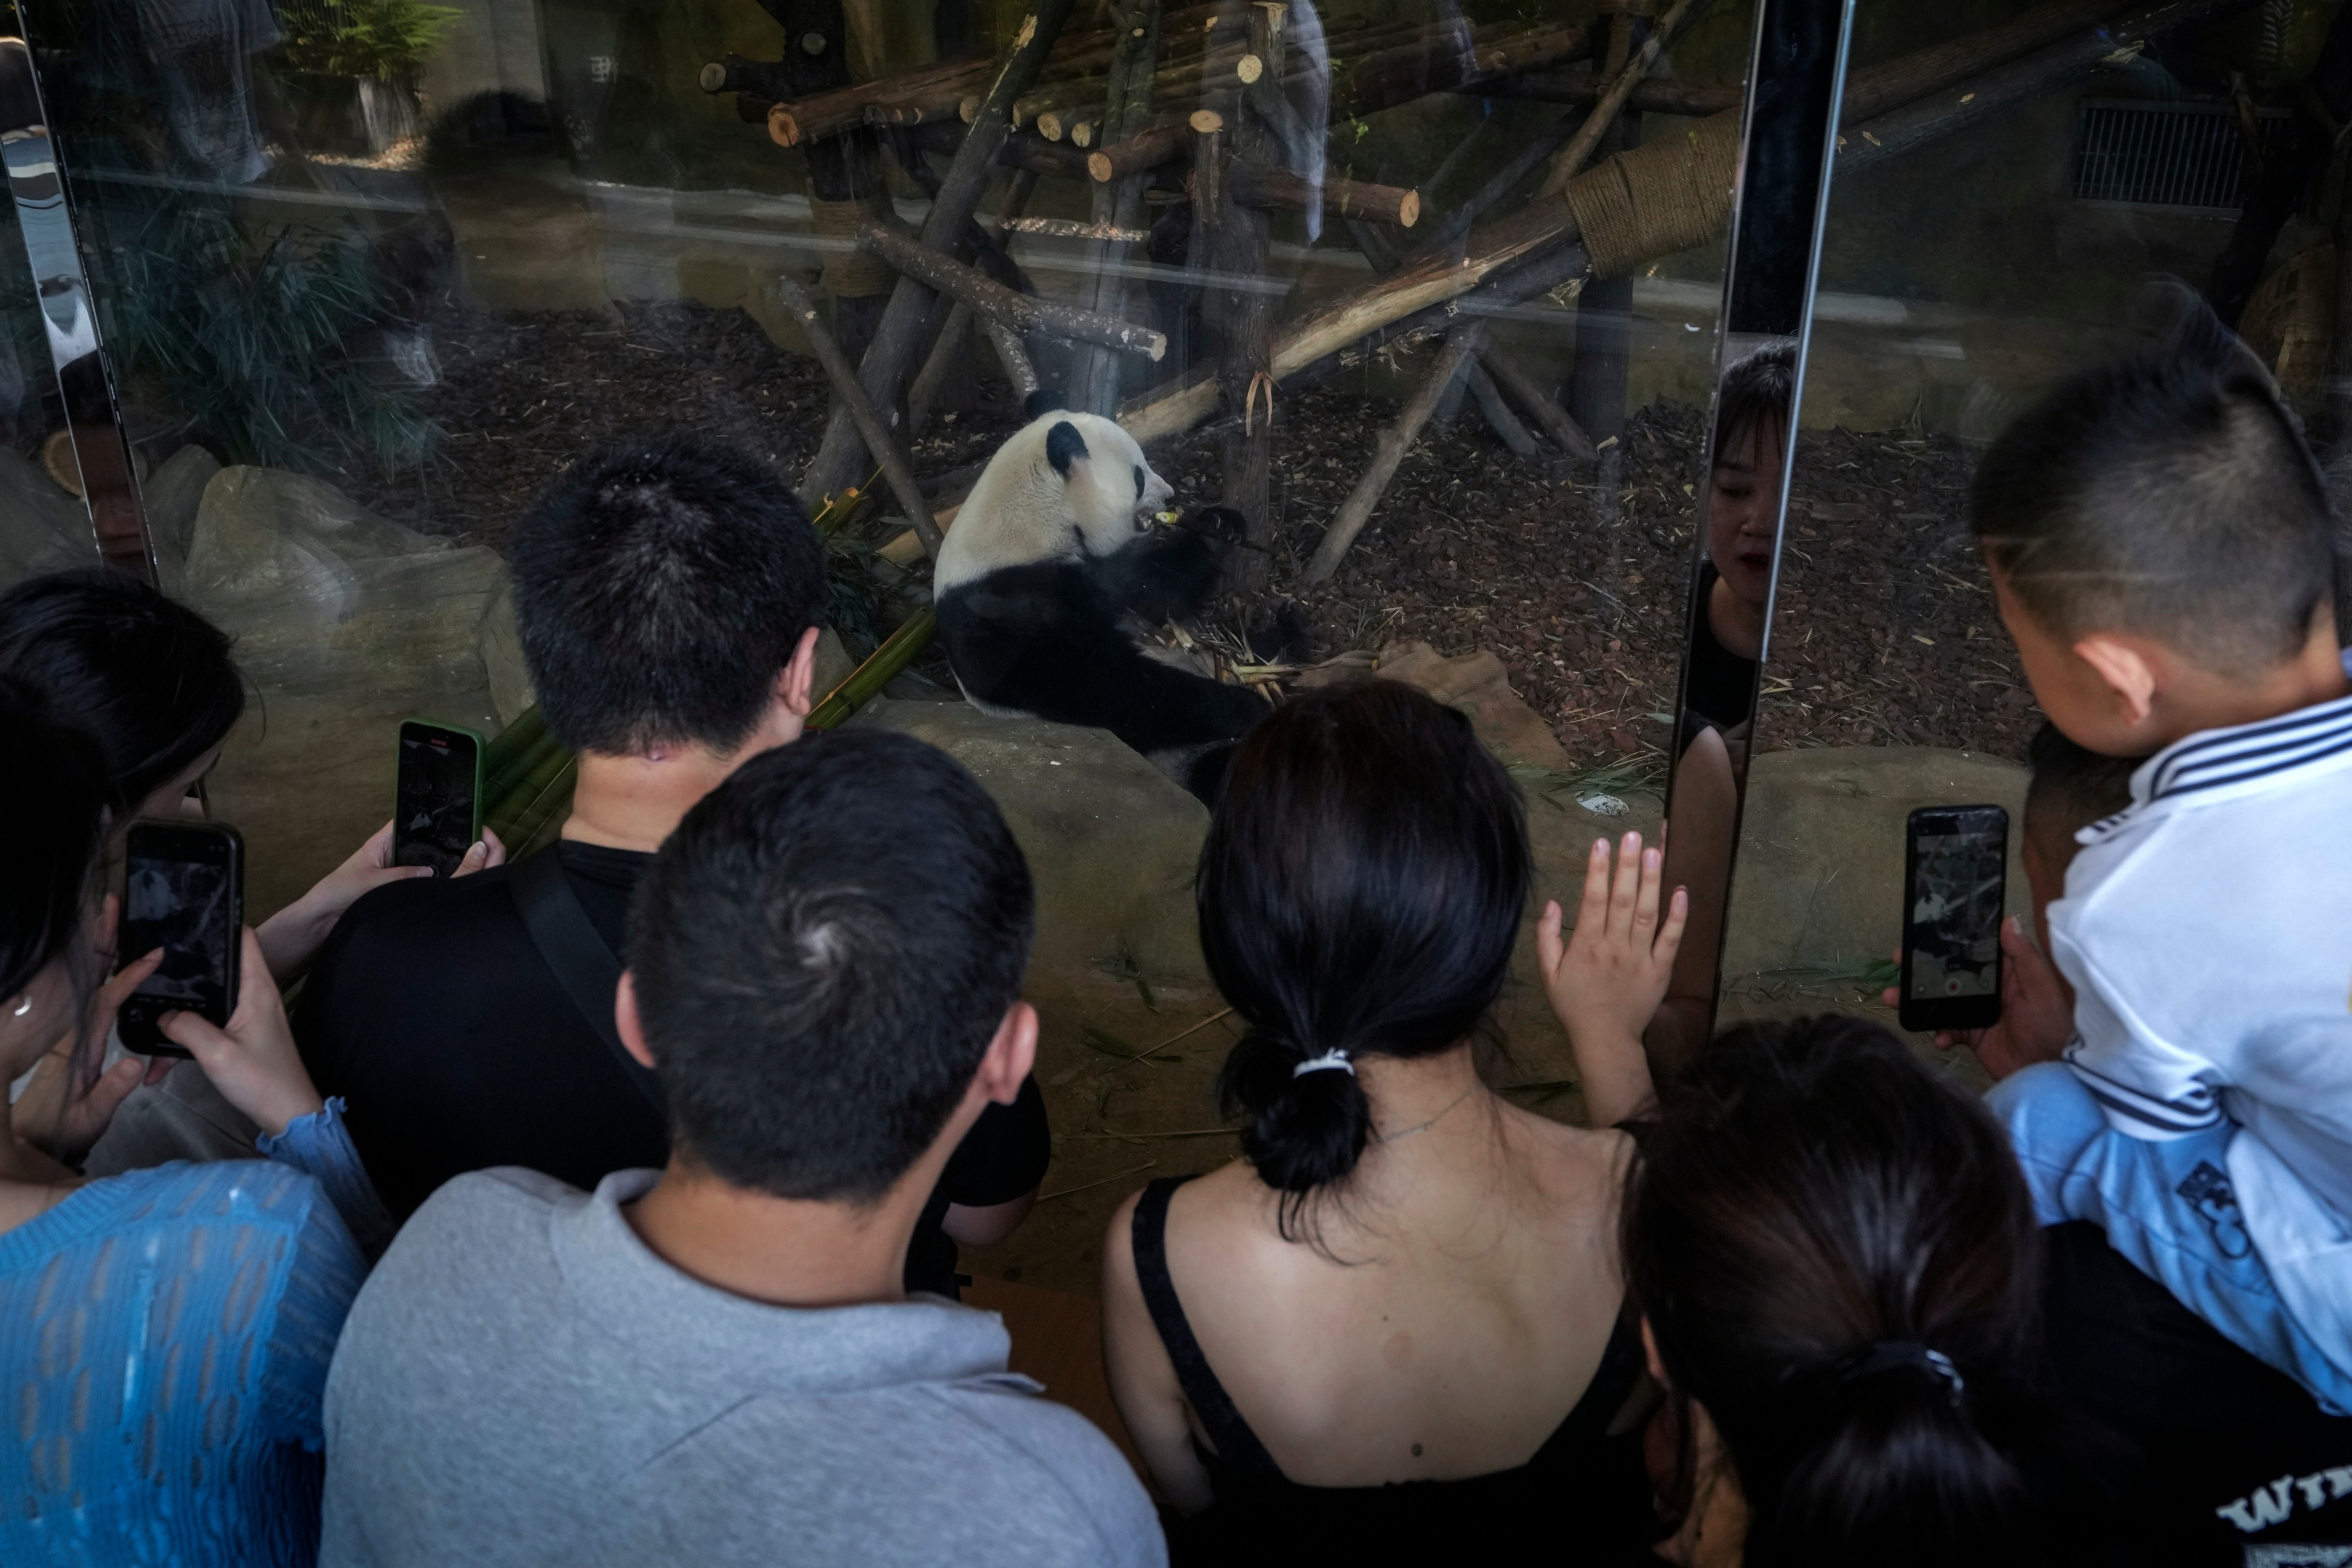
296;436;1047;1291
320;731;1163;1568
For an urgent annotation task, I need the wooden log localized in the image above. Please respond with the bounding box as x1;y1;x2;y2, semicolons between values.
1838;0;2263;173
907;301;972;437
983;318;1041;397
997;131;1094;178
1076;0;1166;416
1408;105;1584;261
1213;2;1288;594
1229;162;1418;225
769;56;996;147
1464;358;1538;459
1537;0;1705;197
857;221;1167;359
803;0;1085;503
1120;0;2257;448
1304;322;1488;586
773;271;943;559
1087;119;1191;181
1480;340;1597;460
1475;69;1740;118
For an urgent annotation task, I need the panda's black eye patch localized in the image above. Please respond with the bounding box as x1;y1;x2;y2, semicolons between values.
1133;465;1145;500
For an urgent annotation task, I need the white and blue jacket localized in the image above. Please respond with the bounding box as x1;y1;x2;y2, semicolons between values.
2052;651;2352;1371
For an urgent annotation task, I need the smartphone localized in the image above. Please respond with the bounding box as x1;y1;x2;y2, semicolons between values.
1899;805;2009;1034
117;820;243;1058
392;719;485;878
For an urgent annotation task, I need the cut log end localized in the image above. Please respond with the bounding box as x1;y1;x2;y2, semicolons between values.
1071;119;1095;147
1237;52;1264;83
767;104;802;148
1399;190;1421;227
1189;108;1224;133
697;62;727;93
1088;150;1115;181
1038;111;1066;140
960;95;980;122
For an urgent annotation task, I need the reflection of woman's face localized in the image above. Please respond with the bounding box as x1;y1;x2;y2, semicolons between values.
1706;417;1786;608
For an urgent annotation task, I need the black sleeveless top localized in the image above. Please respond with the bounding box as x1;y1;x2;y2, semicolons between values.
1131;1176;1661;1564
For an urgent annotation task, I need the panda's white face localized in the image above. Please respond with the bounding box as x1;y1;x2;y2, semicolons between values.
934;408;1176;593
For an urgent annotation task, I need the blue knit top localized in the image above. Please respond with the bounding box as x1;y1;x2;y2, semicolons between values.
0;1128;368;1567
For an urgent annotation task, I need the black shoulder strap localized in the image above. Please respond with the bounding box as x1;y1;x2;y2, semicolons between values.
509;848;664;1116
1131;1176;1282;1478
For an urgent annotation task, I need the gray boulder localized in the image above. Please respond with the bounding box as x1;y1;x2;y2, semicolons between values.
0;446;97;580
141;445;221;573
849;696;1211;977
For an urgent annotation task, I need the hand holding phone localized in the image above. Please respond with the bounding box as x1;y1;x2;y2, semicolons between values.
1898;805;2008;1035
117;821;243;1058
392;720;485;878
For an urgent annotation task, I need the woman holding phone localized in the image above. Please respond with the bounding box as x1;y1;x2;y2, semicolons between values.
0;675;384;1567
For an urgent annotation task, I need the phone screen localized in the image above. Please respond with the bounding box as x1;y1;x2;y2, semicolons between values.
1900;804;2008;1033
118;821;243;1056
393;721;482;878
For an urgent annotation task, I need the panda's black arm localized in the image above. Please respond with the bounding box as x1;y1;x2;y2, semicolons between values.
1097;528;1229;626
939;564;1267;751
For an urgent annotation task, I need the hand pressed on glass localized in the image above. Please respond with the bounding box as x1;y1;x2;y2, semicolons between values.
1536;830;1687;1127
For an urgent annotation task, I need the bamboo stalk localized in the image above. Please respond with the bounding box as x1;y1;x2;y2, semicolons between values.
1304;321;1487;586
806;608;938;730
857;220;1166;359
772;271;944;559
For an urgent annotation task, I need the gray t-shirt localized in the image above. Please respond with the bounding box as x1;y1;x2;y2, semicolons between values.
321;1168;1165;1568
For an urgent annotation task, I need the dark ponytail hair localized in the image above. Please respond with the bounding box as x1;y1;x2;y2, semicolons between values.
1623;1016;2079;1566
0;567;243;815
1199;680;1528;1239
0;673;108;1023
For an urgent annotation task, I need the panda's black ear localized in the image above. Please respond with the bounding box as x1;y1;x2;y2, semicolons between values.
1024;388;1069;419
1045;420;1090;477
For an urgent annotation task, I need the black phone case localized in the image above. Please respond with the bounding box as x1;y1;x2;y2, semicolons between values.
1898;805;2007;1035
116;822;243;1059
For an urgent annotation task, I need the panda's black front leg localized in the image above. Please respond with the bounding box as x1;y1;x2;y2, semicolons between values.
1109;506;1249;624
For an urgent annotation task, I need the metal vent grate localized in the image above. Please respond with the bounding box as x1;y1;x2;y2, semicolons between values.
2072;98;2292;214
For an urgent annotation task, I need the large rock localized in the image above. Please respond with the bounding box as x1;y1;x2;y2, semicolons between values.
141;445;221;572
849;697;1211;977
0;446;97;579
1370;639;1574;772
172;466;503;918
1722;744;2029;999
171;466;504;705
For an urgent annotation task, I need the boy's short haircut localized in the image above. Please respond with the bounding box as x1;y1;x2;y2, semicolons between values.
1713;338;1795;462
2024;720;2140;841
508;434;828;755
627;729;1035;1203
1971;349;2332;676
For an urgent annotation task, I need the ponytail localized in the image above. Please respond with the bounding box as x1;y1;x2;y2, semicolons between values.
1216;1033;1373;1237
1195;681;1529;1243
1744;1345;2038;1567
1627;1017;2069;1566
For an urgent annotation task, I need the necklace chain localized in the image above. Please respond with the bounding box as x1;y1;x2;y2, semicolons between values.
1375;1085;1477;1144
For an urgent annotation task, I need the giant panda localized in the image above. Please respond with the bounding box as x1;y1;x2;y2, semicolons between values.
933;398;1276;802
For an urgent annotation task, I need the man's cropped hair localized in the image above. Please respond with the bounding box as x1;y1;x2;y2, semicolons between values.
1970;332;2331;677
508;434;828;755
628;728;1036;1202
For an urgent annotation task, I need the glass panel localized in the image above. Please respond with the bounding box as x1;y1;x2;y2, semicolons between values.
17;0;1773;1285
1712;0;2337;1078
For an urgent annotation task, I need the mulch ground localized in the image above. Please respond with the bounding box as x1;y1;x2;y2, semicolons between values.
347;300;2040;765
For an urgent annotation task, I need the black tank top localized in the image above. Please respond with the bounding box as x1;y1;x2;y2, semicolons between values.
1131;1176;1661;1564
